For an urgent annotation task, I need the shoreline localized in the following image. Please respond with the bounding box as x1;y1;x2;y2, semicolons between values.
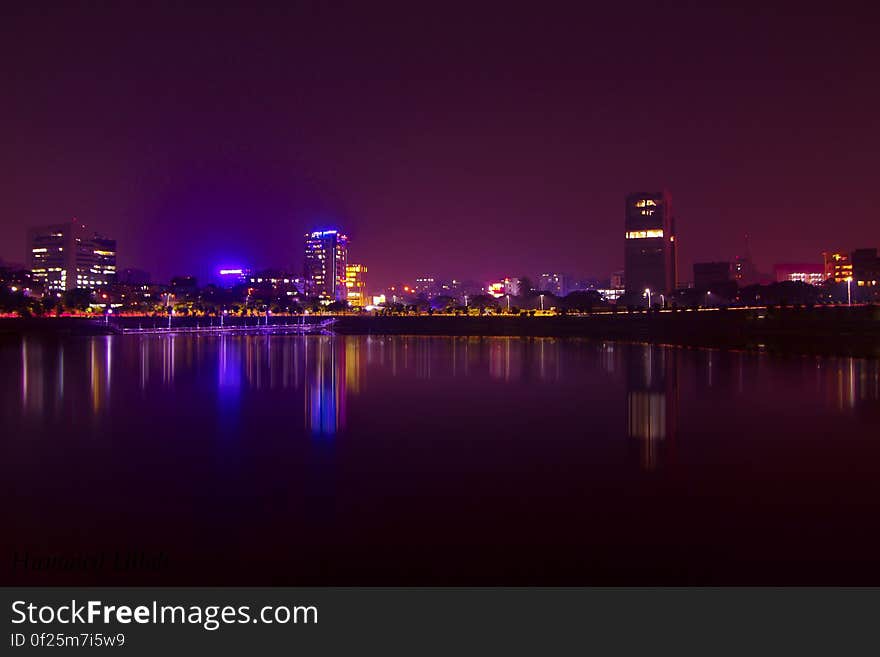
331;310;880;358
2;308;879;358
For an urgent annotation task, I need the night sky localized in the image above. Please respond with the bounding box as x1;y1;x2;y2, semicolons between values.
2;2;878;288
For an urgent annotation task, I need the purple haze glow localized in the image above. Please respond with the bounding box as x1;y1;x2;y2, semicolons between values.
2;3;879;288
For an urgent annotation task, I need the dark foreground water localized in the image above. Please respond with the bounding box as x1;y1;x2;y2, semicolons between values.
3;334;880;585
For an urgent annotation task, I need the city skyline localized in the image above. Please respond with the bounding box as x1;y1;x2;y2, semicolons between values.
3;4;879;288
9;210;880;299
7;1;880;633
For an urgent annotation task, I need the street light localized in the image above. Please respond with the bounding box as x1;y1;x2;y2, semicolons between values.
221;309;227;328
644;288;652;309
506;295;511;312
105;307;113;326
846;276;853;306
539;294;545;311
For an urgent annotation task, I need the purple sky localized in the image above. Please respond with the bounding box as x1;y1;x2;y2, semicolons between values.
2;3;879;288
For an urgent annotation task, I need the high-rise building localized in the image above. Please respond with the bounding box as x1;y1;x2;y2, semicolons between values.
624;192;676;295
304;229;349;300
345;263;368;307
27;221;117;292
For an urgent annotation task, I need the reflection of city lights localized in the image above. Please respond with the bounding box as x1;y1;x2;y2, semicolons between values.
218;334;242;394
627;392;666;438
89;337;112;414
139;338;149;391
627;345;677;471
306;338;346;437
162;336;175;385
21;338;27;408
57;344;64;402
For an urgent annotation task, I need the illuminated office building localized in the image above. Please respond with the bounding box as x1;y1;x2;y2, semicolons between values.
624;192;676;295
304;229;349;300
247;270;301;297
27;221;117;292
773;263;825;286
345;263;368;307
823;252;852;283
486;282;506;298
486;277;521;298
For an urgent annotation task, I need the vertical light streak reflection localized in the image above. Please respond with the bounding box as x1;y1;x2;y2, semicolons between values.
627;345;678;471
57;344;64;403
21;337;28;409
162;336;175;386
305;337;348;438
140;337;149;391
218;334;242;394
89;338;109;415
105;336;112;395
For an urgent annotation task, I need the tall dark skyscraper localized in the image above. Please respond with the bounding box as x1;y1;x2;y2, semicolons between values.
304;229;349;300
624;192;676;295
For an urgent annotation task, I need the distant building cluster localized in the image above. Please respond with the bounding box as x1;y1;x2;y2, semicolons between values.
3;194;879;316
618;191;878;307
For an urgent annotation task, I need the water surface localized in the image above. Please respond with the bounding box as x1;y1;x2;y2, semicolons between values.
3;334;880;584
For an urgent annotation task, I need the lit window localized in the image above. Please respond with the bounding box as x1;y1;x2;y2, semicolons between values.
626;230;664;239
